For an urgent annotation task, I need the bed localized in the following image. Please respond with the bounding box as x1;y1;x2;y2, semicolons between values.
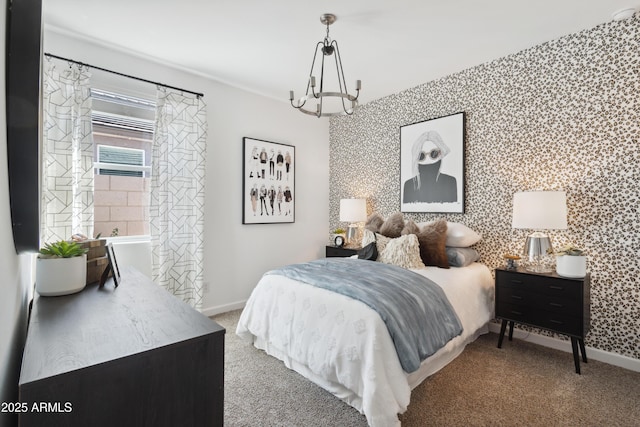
236;252;494;427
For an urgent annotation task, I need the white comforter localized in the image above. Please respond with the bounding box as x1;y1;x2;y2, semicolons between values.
236;262;494;427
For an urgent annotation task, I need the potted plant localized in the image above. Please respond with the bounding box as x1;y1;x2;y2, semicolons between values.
331;228;346;239
555;245;587;278
36;241;89;296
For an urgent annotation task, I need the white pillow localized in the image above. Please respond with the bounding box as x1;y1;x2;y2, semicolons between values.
417;221;481;247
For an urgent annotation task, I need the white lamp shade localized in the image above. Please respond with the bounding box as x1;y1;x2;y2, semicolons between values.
512;191;567;230
339;198;367;223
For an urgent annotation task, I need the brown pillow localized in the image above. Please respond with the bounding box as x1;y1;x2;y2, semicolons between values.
416;220;449;268
401;219;420;235
364;213;384;233
379;212;404;238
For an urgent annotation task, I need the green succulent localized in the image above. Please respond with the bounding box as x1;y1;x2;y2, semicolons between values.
333;228;346;234
555;245;584;256
39;241;88;258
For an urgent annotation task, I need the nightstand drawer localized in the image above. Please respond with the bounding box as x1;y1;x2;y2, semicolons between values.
497;302;583;336
326;246;359;258
497;270;582;299
498;287;581;314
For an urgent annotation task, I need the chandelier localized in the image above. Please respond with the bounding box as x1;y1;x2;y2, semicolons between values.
289;13;361;117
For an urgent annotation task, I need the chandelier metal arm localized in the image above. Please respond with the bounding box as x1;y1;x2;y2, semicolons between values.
331;41;358;114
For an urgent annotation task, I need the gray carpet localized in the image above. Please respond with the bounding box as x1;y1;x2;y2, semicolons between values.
213;310;640;426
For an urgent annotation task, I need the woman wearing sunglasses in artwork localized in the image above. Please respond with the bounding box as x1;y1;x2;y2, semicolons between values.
403;130;457;204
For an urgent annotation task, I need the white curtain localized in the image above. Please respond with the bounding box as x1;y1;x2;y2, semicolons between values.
41;61;95;244
151;90;208;309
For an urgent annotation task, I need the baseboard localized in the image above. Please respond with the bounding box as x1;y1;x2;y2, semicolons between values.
488;323;640;373
201;300;246;317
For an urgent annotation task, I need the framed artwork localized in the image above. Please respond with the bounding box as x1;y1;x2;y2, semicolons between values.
400;112;465;213
242;137;295;224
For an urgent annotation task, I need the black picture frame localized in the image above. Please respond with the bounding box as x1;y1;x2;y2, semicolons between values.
100;243;121;288
400;112;465;213
242;137;295;224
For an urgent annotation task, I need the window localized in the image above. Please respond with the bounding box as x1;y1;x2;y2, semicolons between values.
96;145;147;177
91;88;155;238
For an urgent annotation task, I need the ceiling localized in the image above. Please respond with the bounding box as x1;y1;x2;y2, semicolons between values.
43;0;638;107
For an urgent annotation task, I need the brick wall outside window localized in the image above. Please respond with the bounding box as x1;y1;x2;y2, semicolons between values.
94;175;150;237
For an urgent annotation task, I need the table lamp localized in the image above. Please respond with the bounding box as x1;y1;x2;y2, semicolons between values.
512;191;567;273
339;198;367;246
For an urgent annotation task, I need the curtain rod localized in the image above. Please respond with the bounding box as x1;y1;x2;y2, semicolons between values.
44;52;204;98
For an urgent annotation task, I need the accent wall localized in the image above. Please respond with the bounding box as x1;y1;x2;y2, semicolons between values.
329;15;639;360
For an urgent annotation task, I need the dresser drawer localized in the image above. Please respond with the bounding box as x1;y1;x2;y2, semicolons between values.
496;270;582;299
496;302;583;336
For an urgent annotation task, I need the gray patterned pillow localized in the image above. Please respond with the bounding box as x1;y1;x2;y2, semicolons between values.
446;247;481;267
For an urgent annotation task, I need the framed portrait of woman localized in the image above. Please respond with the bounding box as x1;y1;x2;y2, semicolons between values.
400;112;465;213
242;137;295;224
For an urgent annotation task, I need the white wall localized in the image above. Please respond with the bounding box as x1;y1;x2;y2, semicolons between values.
43;29;330;315
0;1;35;425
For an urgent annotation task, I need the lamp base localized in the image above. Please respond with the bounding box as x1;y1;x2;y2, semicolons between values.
523;233;554;273
346;224;358;246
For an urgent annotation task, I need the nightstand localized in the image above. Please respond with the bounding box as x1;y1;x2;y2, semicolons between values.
495;267;591;374
325;246;359;258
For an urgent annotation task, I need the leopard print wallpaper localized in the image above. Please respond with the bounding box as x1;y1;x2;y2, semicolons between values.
329;15;639;360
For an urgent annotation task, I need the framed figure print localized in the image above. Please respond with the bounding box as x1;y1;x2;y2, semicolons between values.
400;112;465;213
243;137;295;224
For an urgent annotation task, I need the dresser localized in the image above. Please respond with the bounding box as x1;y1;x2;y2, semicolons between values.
19;267;225;426
495;267;590;374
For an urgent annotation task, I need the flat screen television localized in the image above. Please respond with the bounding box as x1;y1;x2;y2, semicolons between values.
5;0;43;253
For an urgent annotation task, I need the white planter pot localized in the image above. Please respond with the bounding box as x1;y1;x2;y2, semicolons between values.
556;255;587;278
36;254;87;296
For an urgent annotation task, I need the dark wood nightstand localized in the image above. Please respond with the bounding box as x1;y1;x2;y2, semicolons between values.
495;267;591;374
326;245;360;258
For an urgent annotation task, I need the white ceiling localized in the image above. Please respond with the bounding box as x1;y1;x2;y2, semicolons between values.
43;0;638;106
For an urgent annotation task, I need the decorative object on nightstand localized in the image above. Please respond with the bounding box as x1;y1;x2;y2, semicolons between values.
512;191;567;273
339;198;367;246
555;245;587;278
331;228;346;246
333;235;345;248
495;267;590;374
503;254;521;270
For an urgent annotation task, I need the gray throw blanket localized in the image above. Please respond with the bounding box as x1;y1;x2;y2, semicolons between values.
265;258;462;373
